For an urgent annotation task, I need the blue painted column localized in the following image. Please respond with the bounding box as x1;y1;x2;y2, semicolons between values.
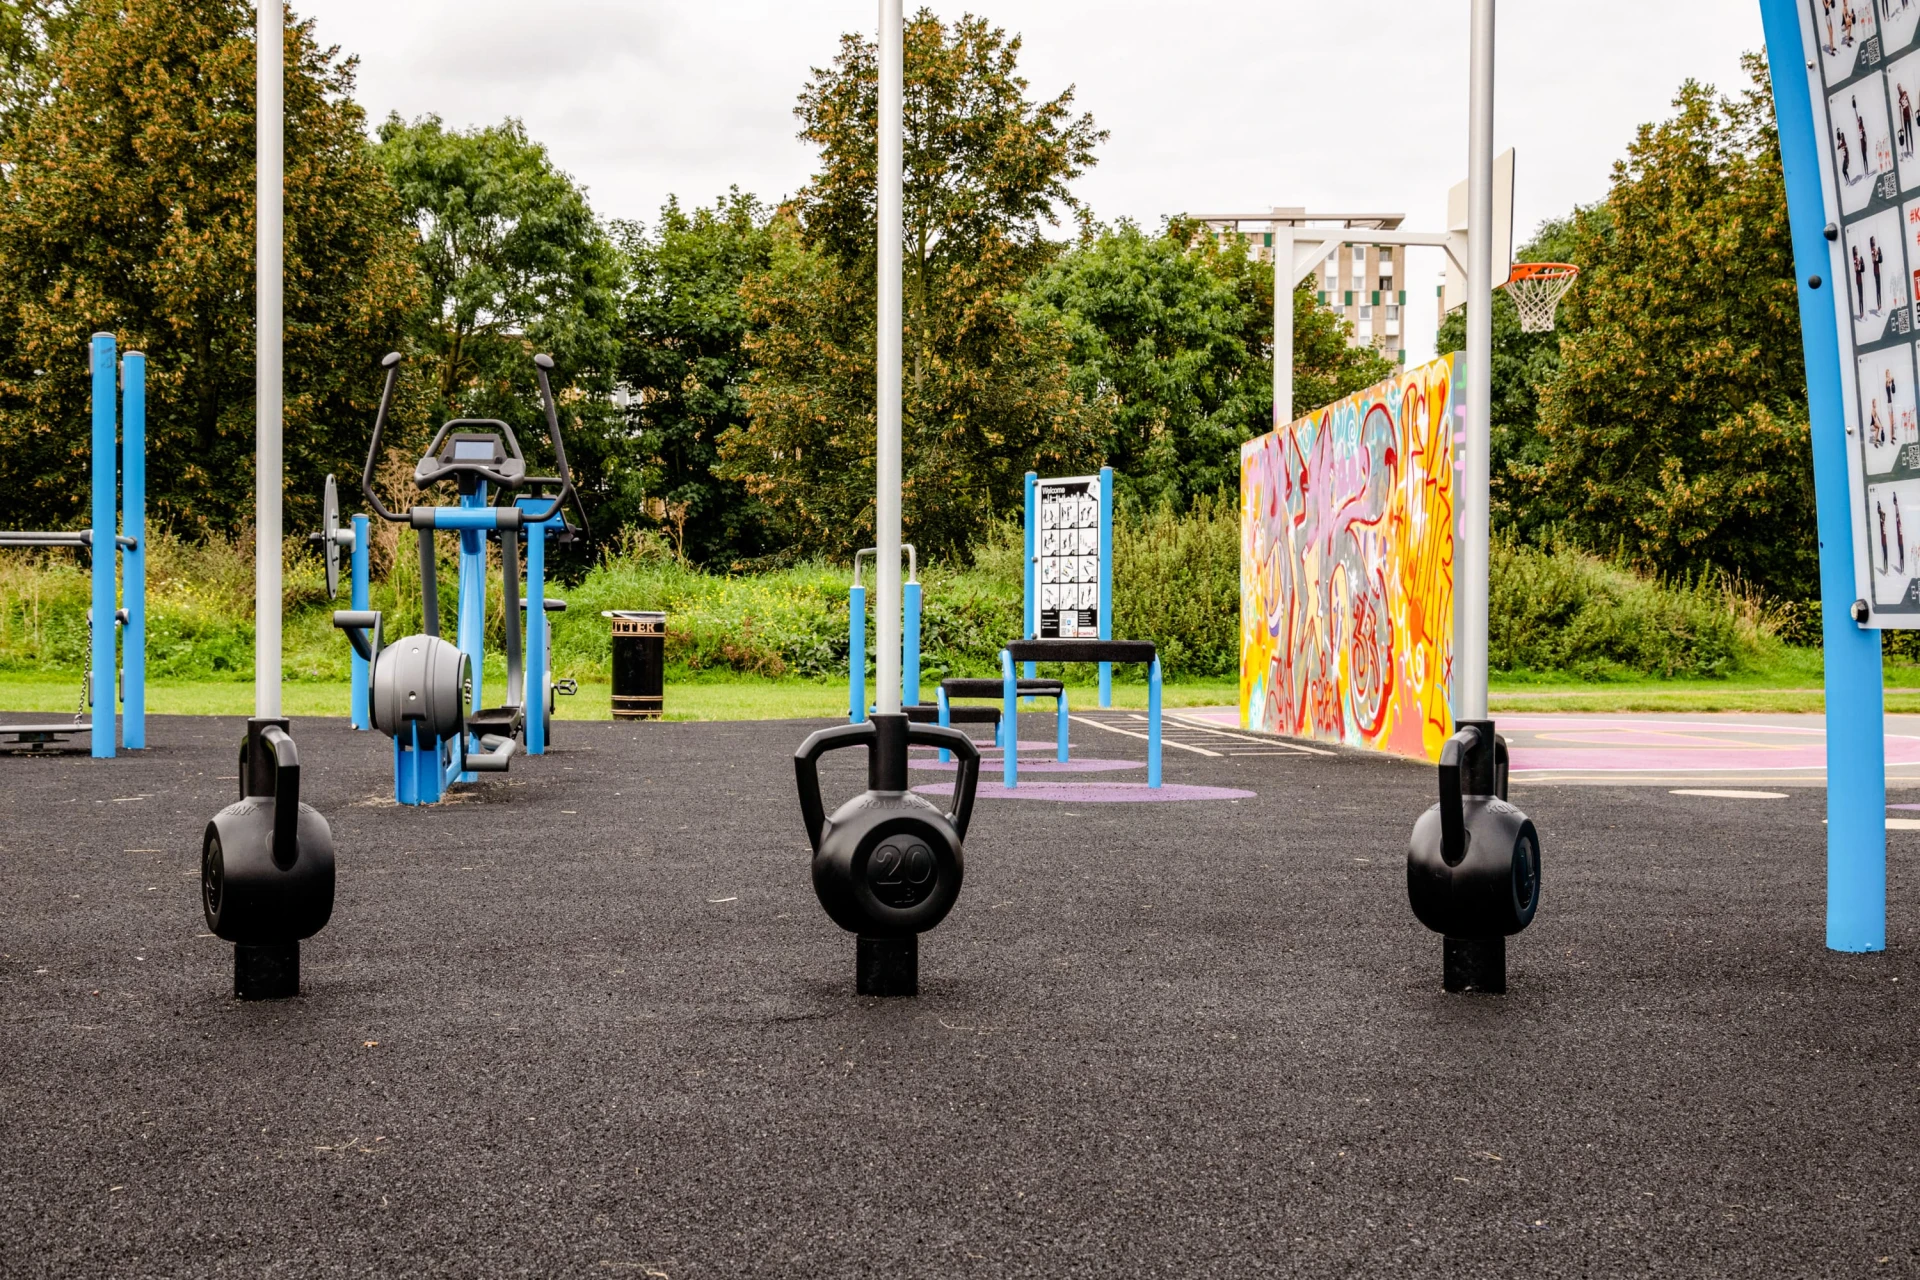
349;514;370;730
1098;464;1114;707
121;351;145;750
525;511;547;755
903;579;921;707
1759;0;1888;952
89;333;116;759
1023;471;1037;679
848;581;866;723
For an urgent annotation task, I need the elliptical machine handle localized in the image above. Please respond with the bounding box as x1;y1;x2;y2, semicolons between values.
332;610;383;662
905;723;980;841
793;722;878;854
1436;724;1480;868
360;353;406;523
256;725;302;870
520;354;575;525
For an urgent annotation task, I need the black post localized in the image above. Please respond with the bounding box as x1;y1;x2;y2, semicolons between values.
235;941;300;1000
1443;935;1505;994
857;934;918;997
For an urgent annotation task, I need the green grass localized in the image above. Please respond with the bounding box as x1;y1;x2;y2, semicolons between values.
0;673;1243;723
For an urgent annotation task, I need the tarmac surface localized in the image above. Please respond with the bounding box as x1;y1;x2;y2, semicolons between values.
2;712;1917;1277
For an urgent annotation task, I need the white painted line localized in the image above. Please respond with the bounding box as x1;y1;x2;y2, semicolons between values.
1163;713;1337;754
1669;789;1788;799
1067;715;1219;756
1890;818;1920;831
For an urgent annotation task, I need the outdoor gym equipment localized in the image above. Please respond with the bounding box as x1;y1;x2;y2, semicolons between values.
848;544;920;721
201;717;336;999
998;639;1162;789
795;712;980;996
1407;718;1539;994
1021;468;1114;705
0;333;145;756
332;351;579;805
309;474;371;729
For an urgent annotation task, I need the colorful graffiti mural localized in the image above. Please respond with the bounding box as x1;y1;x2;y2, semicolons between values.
1240;353;1461;760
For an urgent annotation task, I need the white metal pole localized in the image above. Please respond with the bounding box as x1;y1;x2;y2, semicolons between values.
1273;223;1295;427
255;0;283;719
1460;0;1495;720
875;0;903;716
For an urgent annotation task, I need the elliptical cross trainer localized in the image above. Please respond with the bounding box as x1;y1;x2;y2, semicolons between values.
333;352;579;805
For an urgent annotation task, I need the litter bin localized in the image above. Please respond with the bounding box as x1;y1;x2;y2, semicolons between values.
603;610;666;720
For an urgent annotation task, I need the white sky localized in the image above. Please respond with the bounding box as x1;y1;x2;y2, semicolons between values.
301;0;1766;364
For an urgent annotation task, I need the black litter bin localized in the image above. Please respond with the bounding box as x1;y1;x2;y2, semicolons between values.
603;610;666;720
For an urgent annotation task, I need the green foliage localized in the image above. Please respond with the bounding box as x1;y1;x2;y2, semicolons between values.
1110;492;1240;677
0;0;70;138
1021;219;1392;511
1524;55;1817;598
1436;212;1596;538
373;112;622;442
1488;533;1777;680
720;9;1105;559
609;191;776;566
0;0;420;536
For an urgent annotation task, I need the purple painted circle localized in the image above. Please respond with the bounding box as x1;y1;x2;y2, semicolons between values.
915;780;1256;804
910;739;1060;753
911;756;1142;774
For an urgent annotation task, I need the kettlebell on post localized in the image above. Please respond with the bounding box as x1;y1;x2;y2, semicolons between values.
201;719;336;999
794;712;981;997
1407;719;1539;994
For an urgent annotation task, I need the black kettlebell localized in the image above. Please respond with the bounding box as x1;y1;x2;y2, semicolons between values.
202;719;336;999
1407;719;1540;993
794;712;981;996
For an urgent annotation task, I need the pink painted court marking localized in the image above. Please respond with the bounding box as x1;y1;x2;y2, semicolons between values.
914;780;1255;804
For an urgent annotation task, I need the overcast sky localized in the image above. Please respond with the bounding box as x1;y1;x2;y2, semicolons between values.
301;0;1767;364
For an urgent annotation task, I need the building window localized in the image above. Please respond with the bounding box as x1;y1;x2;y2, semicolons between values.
1386;306;1399;320
1359;306;1372;319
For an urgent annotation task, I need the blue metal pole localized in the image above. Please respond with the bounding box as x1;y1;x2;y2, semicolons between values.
89;333;115;759
1098;464;1114;707
455;487;487;781
1023;471;1037;679
903;580;921;707
848;582;866;723
1001;648;1018;789
349;513;370;730
121;351;145;750
1759;0;1887;952
1147;656;1163;789
525;512;548;756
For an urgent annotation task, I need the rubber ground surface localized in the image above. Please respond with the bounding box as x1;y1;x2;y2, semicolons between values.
2;714;1916;1277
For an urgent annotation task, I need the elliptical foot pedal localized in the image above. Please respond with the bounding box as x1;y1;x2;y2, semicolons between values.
235;940;300;1000
856;934;918;997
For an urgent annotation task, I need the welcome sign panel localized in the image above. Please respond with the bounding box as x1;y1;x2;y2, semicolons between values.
1240;353;1462;761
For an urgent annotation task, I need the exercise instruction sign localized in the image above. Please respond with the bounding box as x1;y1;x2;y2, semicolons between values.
1036;474;1104;639
1793;0;1920;621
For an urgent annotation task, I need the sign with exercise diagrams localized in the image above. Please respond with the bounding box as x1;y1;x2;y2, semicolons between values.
1036;474;1104;639
1794;0;1920;621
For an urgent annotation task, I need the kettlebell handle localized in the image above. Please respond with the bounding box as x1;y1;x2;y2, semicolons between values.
906;722;981;843
792;720;983;854
794;723;876;854
239;723;302;869
1436;725;1477;867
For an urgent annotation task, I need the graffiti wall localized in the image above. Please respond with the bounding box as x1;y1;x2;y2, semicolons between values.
1240;353;1461;760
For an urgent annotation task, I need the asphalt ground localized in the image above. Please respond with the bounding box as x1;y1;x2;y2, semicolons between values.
1;713;1916;1277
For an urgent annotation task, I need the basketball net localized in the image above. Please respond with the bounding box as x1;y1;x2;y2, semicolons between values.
1502;262;1578;333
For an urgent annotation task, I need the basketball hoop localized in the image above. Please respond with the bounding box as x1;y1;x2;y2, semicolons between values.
1501;262;1578;333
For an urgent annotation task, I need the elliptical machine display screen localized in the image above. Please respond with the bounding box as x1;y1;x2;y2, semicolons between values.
444;435;504;464
1036;474;1102;639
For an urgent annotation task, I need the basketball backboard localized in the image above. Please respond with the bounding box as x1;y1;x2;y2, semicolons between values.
1443;147;1516;312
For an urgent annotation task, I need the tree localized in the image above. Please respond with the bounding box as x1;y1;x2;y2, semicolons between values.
1522;55;1815;597
0;0;420;535
1020;218;1395;511
720;9;1106;559
374;113;622;441
609;190;775;566
0;1;70;139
